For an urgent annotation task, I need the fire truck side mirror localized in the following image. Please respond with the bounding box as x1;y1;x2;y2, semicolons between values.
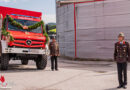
0;14;3;39
46;24;49;34
0;14;3;28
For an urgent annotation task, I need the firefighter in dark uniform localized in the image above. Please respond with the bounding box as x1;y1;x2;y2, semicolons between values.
114;32;129;89
49;37;59;71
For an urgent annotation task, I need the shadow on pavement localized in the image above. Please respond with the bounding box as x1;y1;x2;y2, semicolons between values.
104;87;118;90
0;64;50;73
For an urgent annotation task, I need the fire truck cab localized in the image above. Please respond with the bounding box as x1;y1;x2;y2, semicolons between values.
0;6;49;70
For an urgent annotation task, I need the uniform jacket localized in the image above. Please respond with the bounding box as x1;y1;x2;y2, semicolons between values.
49;41;59;56
114;41;129;63
0;41;1;56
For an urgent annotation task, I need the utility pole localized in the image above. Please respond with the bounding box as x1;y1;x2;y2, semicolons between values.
55;0;59;43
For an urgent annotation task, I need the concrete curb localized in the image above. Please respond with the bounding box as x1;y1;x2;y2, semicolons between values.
60;56;114;62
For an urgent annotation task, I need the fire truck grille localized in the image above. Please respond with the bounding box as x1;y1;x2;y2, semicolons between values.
14;38;43;42
14;42;25;45
32;40;43;42
14;38;26;41
13;38;44;48
32;44;43;46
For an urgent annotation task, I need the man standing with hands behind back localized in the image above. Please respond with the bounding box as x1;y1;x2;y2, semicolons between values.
49;37;59;71
114;32;129;89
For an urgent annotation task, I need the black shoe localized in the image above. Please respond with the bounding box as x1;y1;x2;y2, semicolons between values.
122;85;127;89
55;69;59;71
117;85;122;88
52;69;54;71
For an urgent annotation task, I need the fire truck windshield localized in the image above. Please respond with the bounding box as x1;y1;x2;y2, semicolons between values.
8;19;42;33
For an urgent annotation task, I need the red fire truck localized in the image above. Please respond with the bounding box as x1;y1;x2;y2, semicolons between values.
0;6;48;70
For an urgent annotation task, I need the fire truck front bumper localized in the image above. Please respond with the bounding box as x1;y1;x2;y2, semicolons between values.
2;47;49;55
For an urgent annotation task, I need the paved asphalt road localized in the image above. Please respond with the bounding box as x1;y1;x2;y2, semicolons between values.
0;57;130;90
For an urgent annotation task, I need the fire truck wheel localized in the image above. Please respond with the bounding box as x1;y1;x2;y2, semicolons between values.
36;55;47;70
1;54;9;70
21;59;29;65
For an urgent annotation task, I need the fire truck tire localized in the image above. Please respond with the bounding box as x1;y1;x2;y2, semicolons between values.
1;54;9;70
36;55;47;70
21;59;28;65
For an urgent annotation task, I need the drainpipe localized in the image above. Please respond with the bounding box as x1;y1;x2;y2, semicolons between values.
74;3;77;58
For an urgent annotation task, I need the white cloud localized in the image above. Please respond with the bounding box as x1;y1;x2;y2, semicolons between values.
0;0;16;2
0;0;10;2
42;14;56;24
0;0;30;2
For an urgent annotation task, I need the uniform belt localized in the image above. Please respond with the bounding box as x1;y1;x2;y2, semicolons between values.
117;56;127;58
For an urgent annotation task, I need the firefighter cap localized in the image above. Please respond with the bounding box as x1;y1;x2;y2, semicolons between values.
118;32;124;37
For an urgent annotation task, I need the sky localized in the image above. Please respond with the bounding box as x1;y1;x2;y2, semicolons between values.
0;0;56;24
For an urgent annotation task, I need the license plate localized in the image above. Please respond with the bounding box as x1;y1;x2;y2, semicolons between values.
28;48;31;52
